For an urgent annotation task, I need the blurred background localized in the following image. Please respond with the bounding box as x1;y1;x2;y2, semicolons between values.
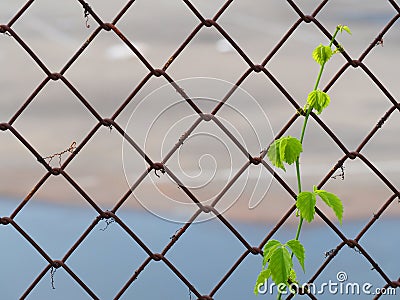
0;0;399;299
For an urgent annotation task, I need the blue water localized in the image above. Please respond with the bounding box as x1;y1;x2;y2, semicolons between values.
0;198;398;299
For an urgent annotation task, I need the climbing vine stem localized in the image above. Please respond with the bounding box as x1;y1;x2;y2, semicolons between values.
293;25;343;243
255;25;351;299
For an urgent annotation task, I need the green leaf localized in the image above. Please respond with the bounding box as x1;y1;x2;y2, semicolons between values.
312;44;332;65
267;139;285;171
262;240;282;269
267;136;302;171
286;239;306;272
315;189;344;224
267;245;293;286
338;25;352;35
254;268;271;295
296;191;316;223
280;136;303;165
307;90;330;114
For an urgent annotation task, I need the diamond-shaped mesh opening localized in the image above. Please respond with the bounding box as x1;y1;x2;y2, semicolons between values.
0;43;45;119
29;267;95;300
0;224;47;297
311;241;397;299
217;0;300;63
120;261;192;299
117;1;200;67
66;128;129;208
67;222;151;298
0;133;44;199
12;80;97;154
360;218;400;279
65;31;151;116
17;175;103;212
167;219;247;289
166;28;252;82
1;1;399;299
9;1;90;71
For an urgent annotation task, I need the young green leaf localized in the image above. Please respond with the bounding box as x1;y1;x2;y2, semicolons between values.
267;245;293;286
267;139;285;171
307;90;330;114
267;136;302;171
286;239;306;272
312;44;332;65
296;191;316;223
262;240;282;269
338;25;352;35
315;189;344;224
254;268;271;295
279;136;303;165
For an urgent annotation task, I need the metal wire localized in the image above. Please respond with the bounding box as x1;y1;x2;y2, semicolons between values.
0;1;399;299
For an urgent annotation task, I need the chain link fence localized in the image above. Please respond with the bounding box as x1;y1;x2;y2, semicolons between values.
1;0;399;299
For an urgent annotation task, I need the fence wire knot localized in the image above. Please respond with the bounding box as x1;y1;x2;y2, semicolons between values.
0;123;9;131
100;218;115;231
43;142;76;167
331;165;345;180
50;261;61;289
82;2;91;28
153;162;165;177
50;267;57;289
324;249;335;258
0;24;11;36
0;217;11;225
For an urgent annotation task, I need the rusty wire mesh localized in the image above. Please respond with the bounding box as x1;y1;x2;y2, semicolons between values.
1;0;400;299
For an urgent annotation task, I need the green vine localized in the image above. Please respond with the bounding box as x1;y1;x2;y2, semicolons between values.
255;25;351;299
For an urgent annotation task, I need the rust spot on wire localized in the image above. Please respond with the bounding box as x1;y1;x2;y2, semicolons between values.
163;56;174;70
374;38;384;47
